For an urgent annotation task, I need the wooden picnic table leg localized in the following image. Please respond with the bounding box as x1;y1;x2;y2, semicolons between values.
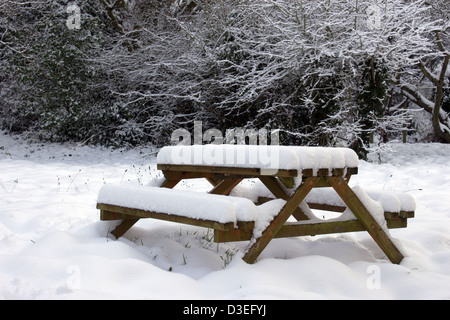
259;176;309;221
327;176;404;264
243;177;319;264
206;177;221;187
209;178;243;196
160;177;181;189
111;218;139;239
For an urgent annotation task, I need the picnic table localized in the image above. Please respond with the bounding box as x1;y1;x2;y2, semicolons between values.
97;145;415;264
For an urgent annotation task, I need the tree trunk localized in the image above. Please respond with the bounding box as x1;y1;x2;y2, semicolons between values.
401;31;450;143
432;32;450;142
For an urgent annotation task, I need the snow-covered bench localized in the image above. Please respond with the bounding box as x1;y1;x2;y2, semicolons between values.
254;185;415;228
97;182;415;253
97;185;258;239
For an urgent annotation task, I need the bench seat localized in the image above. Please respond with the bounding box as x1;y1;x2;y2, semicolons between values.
97;185;258;230
231;179;415;215
97;182;415;244
304;187;415;215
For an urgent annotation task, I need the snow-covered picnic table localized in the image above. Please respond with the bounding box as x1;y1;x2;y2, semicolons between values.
97;145;415;264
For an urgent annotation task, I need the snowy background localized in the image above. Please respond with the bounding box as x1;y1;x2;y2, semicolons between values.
1;131;449;299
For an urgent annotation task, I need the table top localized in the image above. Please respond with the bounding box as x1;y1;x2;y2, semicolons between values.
157;145;359;177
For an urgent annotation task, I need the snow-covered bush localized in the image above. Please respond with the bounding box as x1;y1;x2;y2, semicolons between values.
0;0;447;152
0;1;123;144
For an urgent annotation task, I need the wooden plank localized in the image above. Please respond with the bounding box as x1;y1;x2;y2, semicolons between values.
327;176;404;264
307;202;347;213
162;170;212;180
209;178;243;196
331;168;345;176
214;221;255;242
97;203;236;232
300;168;331;177
399;211;415;218
237;221;255;230
279;177;295;189
243;176;319;263
278;218;406;237
214;217;408;243
256;196;273;205
100;210;131;221
259;176;289;199
157;164;298;178
301;169;314;177
215;229;252;243
214;220;369;243
160;178;181;189
111;219;139;239
259;176;309;221
384;212;399;219
159;164;357;179
277;220;367;238
300;167;358;177
163;170;256;182
386;218;408;229
316;168;329;176
205;177;221;187
311;177;332;188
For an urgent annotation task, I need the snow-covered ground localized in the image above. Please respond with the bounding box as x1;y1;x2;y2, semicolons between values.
0;131;449;299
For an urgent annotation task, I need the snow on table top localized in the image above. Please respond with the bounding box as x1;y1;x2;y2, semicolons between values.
97;184;258;225
157;145;359;173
